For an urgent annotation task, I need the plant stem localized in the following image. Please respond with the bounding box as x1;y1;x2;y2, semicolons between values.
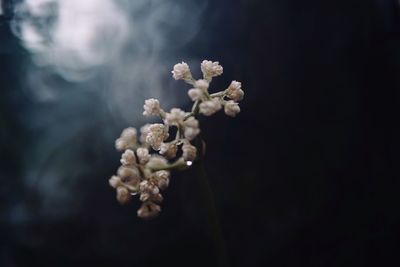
195;159;229;267
210;91;225;98
149;157;187;172
184;100;200;120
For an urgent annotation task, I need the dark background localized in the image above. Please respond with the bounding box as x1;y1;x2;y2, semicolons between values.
1;0;400;266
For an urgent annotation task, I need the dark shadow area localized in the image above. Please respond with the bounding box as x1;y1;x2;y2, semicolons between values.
1;0;399;266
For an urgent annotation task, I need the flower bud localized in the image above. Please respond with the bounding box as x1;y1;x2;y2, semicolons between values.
164;108;186;126
201;60;223;79
109;175;121;188
115;127;137;151
188;88;204;101
160;142;178;159
226;80;244;101
194;79;209;90
137;202;161;219
120;149;136;166
182;144;197;162
136;147;150;164
154;170;170;190
199;98;222;116
117;166;140;179
145;124;169;150
224;100;241;117
139;180;160;195
116;186;131;204
171;62;192;81
183;117;200;141
143;98;161;116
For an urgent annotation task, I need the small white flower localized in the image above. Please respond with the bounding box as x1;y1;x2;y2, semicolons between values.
145;124;169;150
201;60;223;79
140;124;151;144
143;98;161;116
126;178;141;190
155;170;170;180
171;62;192;81
139;193;150;202
194;79;209;91
116;186;131;204
199;98;222;116
139;180;160;195
109;175;121;188
154;170;170;190
120;149;136;166
224;100;241;117
115;127;137;151
182;143;197;161
226;80;244;101
188;88;204;101
117;166;140;180
164;108;186;126
184;127;200;141
137;202;161;219
188;80;209;101
184;116;199;128
117;167;141;190
183;117;200;141
151;193;164;203
136;147;151;164
146;155;168;170
159;142;178;159
140;192;163;203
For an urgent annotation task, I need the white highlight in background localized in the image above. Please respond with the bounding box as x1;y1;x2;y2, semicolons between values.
13;0;129;80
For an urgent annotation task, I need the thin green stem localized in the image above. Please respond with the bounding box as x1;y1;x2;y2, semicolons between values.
184;100;201;120
210;91;225;98
195;159;229;267
149;157;188;172
159;109;166;120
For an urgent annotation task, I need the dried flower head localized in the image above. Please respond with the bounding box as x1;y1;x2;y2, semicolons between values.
164;108;186;126
137;202;161;219
136;147;150;164
226;80;244;102
139;124;151;144
188;88;204;101
182;143;197;162
139;180;160;195
199;98;222;116
183;117;200;141
109;175;121;188
160;142;178;159
116;186;131;204
115;127;137;151
171;62;192;82
154;170;170;190
224;100;241;117
109;60;244;218
145;123;169;150
194;79;209;90
120;149;136;166
117;166;140;180
143;98;161;116
201;60;223;80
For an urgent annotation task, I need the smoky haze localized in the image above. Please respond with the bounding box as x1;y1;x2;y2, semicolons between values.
7;0;208;222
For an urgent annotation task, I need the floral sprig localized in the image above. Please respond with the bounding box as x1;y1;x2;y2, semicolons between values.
109;60;244;219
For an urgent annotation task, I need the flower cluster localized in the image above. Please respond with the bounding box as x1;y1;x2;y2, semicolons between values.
109;60;244;219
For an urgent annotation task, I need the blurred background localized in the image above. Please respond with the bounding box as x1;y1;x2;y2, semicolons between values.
1;0;399;266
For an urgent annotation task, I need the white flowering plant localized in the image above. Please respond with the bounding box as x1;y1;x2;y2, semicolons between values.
109;60;244;219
